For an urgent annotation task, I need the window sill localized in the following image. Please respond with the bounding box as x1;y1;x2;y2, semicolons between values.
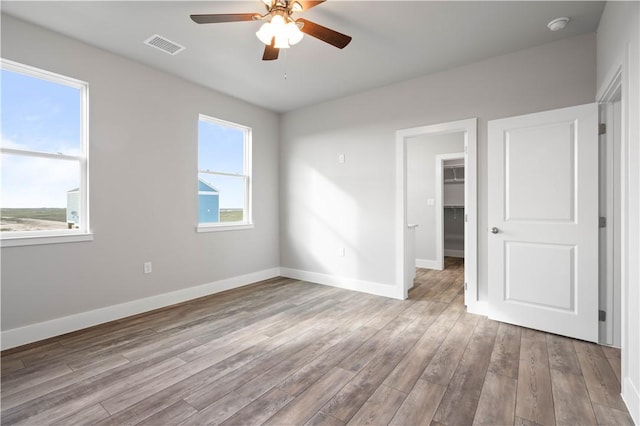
197;223;254;233
1;232;94;248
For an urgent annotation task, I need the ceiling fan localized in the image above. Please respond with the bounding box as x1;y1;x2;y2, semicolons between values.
190;0;352;61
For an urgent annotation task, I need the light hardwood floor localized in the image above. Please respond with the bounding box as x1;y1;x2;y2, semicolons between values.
1;258;634;425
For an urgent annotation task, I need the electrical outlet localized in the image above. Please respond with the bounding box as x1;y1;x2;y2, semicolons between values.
338;247;345;257
338;154;345;164
143;262;152;274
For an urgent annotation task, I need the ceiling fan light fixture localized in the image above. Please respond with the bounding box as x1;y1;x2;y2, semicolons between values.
274;34;290;49
286;21;304;45
256;22;274;45
256;13;303;48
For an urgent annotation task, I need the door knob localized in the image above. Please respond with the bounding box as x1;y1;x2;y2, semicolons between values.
491;227;499;234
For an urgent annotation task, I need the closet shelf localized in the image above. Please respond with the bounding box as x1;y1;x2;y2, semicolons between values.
444;205;465;209
443;164;464;183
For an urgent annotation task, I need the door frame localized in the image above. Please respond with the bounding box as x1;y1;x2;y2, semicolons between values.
395;117;479;313
597;66;624;349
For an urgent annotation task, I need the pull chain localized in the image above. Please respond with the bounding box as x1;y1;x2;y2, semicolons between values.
282;48;288;80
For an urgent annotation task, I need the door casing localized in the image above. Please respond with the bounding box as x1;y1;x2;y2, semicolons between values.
395;118;479;312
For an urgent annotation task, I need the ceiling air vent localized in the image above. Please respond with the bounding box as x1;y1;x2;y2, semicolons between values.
144;34;185;56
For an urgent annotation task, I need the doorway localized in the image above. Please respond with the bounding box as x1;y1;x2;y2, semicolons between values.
439;155;466;264
395;118;480;313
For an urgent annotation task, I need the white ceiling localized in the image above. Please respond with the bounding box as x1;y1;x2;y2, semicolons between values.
1;1;605;113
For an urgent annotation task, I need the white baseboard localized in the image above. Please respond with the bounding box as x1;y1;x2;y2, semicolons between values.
1;267;280;351
280;267;401;300
623;377;640;425
444;249;464;258
416;259;443;270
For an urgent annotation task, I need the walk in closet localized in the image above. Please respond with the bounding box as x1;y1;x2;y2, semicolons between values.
443;161;464;258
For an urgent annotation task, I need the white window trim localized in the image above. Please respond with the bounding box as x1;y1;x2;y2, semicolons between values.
196;114;252;232
0;59;91;246
1;233;94;248
197;223;254;233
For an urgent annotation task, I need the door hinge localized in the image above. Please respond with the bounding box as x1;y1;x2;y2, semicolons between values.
464;282;468;291
599;217;607;228
465;213;468;222
599;310;606;322
464;145;468;154
599;123;606;135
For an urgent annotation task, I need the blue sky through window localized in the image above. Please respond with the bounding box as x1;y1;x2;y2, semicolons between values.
1;68;82;208
198;118;246;209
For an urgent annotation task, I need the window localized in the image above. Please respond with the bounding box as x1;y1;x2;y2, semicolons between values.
197;114;252;231
1;59;91;246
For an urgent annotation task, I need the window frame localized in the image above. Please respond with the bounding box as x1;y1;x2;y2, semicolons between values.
196;114;253;232
0;59;92;247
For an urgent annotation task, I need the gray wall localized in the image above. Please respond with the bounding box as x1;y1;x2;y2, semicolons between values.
596;2;640;422
280;33;596;297
407;133;464;263
0;15;281;331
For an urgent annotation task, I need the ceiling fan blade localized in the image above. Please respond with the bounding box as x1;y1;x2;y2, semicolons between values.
297;1;325;11
296;18;352;49
262;39;279;61
190;13;256;24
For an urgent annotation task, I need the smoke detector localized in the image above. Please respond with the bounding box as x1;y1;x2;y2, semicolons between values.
547;17;570;31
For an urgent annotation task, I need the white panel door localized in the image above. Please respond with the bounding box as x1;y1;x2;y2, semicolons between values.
488;103;599;342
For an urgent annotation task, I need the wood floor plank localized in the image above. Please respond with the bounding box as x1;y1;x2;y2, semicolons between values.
2;357;186;425
183;323;342;411
573;339;608;358
346;384;406;426
2;354;129;410
592;402;635;426
336;316;411;373
277;326;378;397
1;358;25;374
135;400;198;426
389;379;446;426
50;403;110;426
520;328;547;342
100;352;225;415
320;319;424;422
421;312;480;386
305;412;346;426
549;368;597;425
178;391;252;426
31;327;159;372
2;341;70;367
575;347;626;411
234;327;352;401
383;301;461;393
514;416;542;426
547;333;582;375
265;367;355;425
488;322;521;379
1;361;73;397
432;317;499;425
603;348;622;383
473;371;517;425
220;388;294;426
515;338;556;425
